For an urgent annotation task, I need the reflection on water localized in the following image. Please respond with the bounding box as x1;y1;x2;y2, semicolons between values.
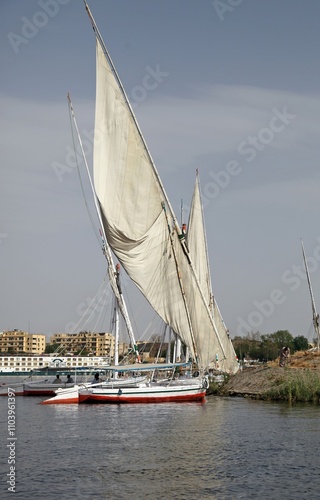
0;397;319;499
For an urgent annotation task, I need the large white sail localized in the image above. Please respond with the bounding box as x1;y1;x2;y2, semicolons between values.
212;301;239;373
187;173;239;374
90;10;227;372
186;171;213;312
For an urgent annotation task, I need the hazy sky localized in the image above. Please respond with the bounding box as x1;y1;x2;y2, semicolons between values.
1;0;320;343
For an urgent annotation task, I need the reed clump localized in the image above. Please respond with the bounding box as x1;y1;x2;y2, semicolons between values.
208;374;230;395
207;381;221;395
266;369;320;403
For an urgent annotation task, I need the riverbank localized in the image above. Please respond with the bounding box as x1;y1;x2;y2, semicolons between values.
213;350;320;403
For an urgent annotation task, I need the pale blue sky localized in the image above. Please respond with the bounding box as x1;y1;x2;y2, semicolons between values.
1;0;320;343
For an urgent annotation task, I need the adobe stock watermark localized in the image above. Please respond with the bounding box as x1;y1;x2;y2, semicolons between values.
0;233;8;245
213;0;245;22
130;65;169;109
52;127;99;183
52;65;169;183
7;0;71;54
65;284;113;334
64;265;133;335
7;388;17;493
236;237;320;335
75;464;107;498
201;106;296;207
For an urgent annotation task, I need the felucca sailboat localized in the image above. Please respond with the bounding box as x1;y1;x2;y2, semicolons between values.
55;2;239;404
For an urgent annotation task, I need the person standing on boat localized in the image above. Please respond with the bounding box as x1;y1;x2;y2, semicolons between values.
92;373;100;384
66;375;74;383
53;375;61;384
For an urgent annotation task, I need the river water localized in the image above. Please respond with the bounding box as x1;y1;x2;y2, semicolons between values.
0;395;319;499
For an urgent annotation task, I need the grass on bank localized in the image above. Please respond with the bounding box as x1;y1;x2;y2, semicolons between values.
265;369;320;403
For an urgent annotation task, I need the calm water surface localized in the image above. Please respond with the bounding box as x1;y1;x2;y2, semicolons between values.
0;395;319;499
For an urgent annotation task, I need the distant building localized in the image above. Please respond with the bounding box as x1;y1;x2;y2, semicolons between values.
0;330;46;355
0;355;114;373
50;331;117;357
136;341;167;363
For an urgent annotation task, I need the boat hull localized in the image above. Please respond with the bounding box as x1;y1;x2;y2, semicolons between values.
79;384;206;404
41;385;80;404
40;376;149;404
0;384;24;396
0;376;54;396
23;382;75;396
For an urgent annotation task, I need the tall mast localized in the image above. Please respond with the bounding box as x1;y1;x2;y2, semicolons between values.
67;93;140;362
113;297;119;375
301;239;320;351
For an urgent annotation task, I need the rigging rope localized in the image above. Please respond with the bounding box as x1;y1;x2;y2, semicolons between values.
91;283;110;334
68;106;102;250
69;274;110;334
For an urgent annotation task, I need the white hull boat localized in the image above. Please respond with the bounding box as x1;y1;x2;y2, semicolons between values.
23;380;75;396
78;363;208;404
40;375;148;404
79;377;207;405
